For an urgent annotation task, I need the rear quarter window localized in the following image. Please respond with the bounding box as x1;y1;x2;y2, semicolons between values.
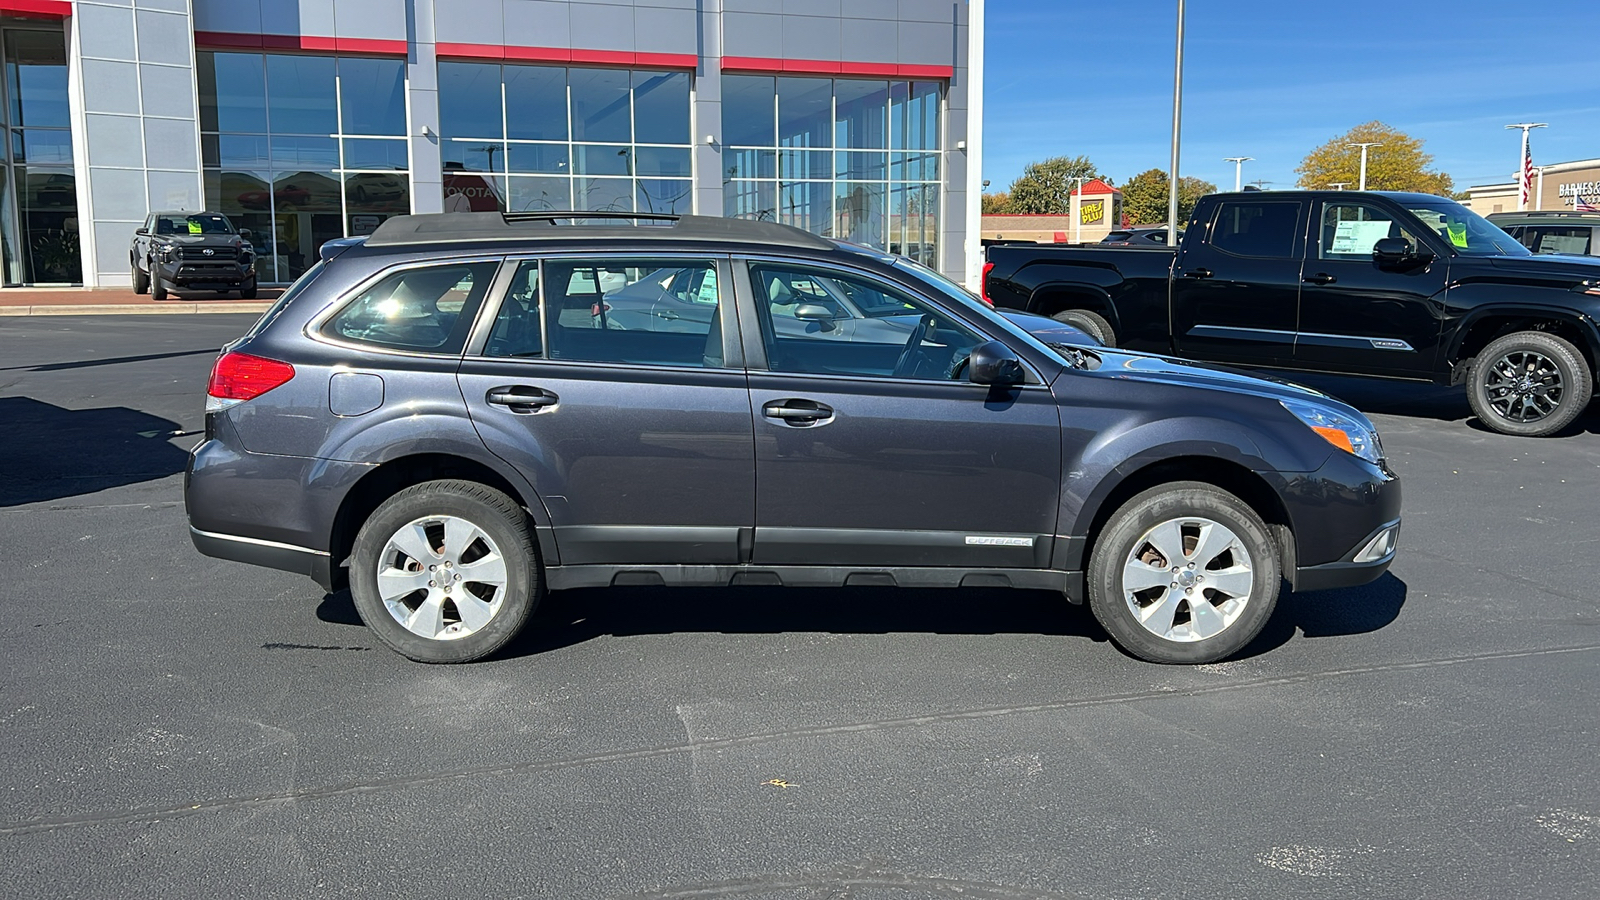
321;260;500;354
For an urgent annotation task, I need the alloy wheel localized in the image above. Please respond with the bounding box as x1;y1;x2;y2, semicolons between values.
1121;516;1255;642
1483;350;1565;423
376;515;508;640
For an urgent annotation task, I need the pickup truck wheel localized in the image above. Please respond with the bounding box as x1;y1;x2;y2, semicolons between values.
1052;309;1116;347
131;259;149;294
1087;482;1280;664
151;270;169;301
238;276;258;300
348;479;540;663
1467;331;1592;437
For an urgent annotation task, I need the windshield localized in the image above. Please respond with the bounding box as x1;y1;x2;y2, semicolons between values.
1404;201;1529;257
892;257;1074;367
156;213;235;236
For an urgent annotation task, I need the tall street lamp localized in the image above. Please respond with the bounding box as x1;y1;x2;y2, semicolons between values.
1505;123;1547;210
1166;0;1185;246
1348;142;1381;190
1224;157;1253;192
1329;182;1351;190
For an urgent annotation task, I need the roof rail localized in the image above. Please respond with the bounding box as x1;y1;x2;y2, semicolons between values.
363;210;837;251
502;210;681;224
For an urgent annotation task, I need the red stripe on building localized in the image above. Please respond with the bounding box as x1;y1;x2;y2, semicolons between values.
437;42;696;69
0;0;71;19
193;31;408;56
721;56;953;79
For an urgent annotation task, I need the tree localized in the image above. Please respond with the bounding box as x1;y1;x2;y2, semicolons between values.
981;192;1014;214
1119;169;1217;226
1295;121;1454;195
1005;156;1105;215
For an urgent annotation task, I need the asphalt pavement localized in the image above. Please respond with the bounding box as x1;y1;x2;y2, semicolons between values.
2;315;1597;899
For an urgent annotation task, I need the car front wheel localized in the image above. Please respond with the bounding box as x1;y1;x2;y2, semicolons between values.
1467;330;1593;437
239;276;257;299
1087;482;1280;664
349;480;540;663
151;267;169;301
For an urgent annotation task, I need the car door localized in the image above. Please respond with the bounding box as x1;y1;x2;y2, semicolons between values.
457;254;754;567
737;257;1062;570
1295;198;1448;376
1170;197;1307;366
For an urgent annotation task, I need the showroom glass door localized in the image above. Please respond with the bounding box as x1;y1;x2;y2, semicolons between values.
0;23;77;286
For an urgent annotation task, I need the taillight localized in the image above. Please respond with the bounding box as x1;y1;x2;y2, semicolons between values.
206;351;294;412
980;262;995;306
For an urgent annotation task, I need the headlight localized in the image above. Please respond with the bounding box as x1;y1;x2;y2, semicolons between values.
1281;399;1383;464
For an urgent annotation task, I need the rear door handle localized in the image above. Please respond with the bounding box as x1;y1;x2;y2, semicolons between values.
1182;268;1213;279
1303;273;1337;285
762;399;834;426
486;386;558;413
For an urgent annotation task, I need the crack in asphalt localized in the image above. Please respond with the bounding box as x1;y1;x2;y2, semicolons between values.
2;642;1596;838
619;859;1091;899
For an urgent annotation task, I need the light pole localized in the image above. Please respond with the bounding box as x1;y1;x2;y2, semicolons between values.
1224;157;1253;192
1505;123;1547;210
1166;0;1185;246
1070;175;1086;244
1348;142;1381;190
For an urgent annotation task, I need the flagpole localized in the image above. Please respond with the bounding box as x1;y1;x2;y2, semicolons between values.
1505;123;1547;211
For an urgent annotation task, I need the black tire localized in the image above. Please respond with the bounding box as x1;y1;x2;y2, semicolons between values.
151;269;169;301
131;258;149;294
1467;330;1593;437
1087;481;1280;664
239;276;257;300
1051;309;1116;347
348;480;540;663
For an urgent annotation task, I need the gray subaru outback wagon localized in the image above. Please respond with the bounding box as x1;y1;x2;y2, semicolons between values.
188;211;1401;664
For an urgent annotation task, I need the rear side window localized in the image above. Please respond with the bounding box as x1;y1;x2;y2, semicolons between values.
1208;200;1301;258
1522;226;1592;256
323;261;499;353
541;259;726;368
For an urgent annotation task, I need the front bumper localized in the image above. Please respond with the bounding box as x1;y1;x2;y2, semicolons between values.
1273;451;1402;593
161;260;254;288
1294;518;1400;592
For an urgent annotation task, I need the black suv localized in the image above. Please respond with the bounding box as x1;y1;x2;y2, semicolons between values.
187;212;1401;665
1487;210;1599;259
132;210;259;299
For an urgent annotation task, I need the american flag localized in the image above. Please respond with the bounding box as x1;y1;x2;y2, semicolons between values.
1521;142;1534;207
1577;195;1599;213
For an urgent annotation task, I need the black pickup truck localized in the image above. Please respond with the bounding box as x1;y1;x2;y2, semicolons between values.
131;210;258;300
984;191;1600;436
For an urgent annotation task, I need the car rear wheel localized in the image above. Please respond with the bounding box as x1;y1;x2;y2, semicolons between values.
131;259;149;294
1467;330;1592;437
349;480;540;663
1051;309;1116;347
1087;482;1280;664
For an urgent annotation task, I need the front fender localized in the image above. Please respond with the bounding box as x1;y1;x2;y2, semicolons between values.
1443;290;1600;363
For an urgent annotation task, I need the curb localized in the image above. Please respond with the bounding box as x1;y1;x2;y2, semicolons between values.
0;303;273;317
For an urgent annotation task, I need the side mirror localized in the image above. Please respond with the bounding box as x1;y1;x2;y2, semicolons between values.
967;340;1025;385
239;228;253;240
1372;237;1414;266
792;303;835;322
135;227;148;235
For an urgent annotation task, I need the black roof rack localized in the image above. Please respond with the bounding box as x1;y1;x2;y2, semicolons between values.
364;211;836;250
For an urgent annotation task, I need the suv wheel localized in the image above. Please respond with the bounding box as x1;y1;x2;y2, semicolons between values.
131;259;149;294
349;480;540;663
239;276;258;300
151;267;169;301
1087;482;1280;664
1051;309;1116;347
1467;330;1592;437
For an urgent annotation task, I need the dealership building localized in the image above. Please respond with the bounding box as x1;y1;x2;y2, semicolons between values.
0;0;982;289
1462;157;1600;218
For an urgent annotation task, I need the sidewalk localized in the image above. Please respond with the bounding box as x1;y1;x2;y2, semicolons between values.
0;287;281;317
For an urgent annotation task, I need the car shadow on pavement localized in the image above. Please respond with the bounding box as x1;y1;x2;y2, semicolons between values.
1232;572;1409;660
0;396;193;507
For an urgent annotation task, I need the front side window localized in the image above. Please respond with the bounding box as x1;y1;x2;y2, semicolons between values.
750;264;982;381
1317;203;1428;260
1403;200;1529;257
543;259;725;368
323;261;499;353
1520;226;1592;256
1208;200;1301;259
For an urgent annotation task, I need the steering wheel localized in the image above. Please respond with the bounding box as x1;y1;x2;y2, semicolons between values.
892;315;936;378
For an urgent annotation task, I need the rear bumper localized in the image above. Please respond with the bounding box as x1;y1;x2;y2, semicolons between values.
189;526;334;591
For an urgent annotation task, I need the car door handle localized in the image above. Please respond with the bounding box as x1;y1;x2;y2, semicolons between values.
1182;268;1213;279
1303;273;1337;285
762;399;833;426
486;386;558;413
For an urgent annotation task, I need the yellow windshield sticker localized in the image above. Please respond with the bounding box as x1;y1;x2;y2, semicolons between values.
187;218;202;234
1448;221;1468;249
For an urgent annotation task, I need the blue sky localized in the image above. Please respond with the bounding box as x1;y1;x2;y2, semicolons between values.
981;0;1600;193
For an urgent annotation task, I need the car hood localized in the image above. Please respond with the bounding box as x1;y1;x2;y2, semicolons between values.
162;234;245;246
1078;346;1367;418
1486;254;1600;281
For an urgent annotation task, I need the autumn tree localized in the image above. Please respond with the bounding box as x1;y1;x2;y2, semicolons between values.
1119;169;1217;226
1295;121;1454;195
1005;155;1106;214
981;192;1014;214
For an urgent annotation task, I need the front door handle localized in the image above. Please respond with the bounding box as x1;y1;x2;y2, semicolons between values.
762;399;834;426
1303;272;1337;285
486;386;558;413
1182;268;1213;279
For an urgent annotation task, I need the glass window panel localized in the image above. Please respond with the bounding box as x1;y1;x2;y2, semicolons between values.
779;149;831;180
205;169;275;281
442;139;507;172
632;70;690;145
890;183;938;266
270;135;339;170
506;142;570;174
574;177;634;214
836;150;887;181
442;170;505;212
271;171;341;212
779;181;832;236
573;144;633;177
265;55;337;135
724;180;776;221
339;57;407;136
892;151;939;182
274;195;344;281
323;261;499;353
485;260;543;359
6;31;69;129
212;134;271;168
544;259;722;368
16;166;79;283
834;79;887;150
438;62;504;139
724;148;775;180
569;68;631;143
835;182;887;250
13;129;72;165
199;52;267;134
507;175;570;212
721;75;776;148
633;146;691;178
777;77;832;148
504;64;567;141
636;179;693;215
345;172;410;235
342;138;409;171
913;82;941;151
888;81;909;150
